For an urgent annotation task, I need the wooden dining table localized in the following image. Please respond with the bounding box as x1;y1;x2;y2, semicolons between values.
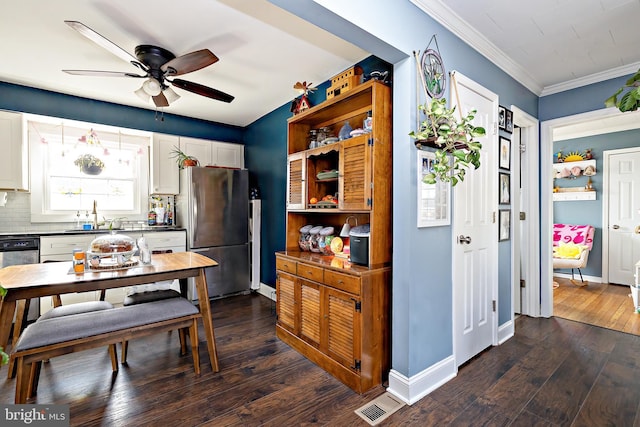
0;251;219;372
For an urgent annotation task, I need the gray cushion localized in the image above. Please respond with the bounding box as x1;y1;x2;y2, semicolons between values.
124;289;181;306
38;301;114;321
15;298;199;352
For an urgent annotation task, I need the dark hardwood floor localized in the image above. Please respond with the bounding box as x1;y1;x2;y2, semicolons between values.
3;292;640;426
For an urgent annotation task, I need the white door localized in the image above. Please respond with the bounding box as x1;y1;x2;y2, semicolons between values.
451;72;498;366
607;149;640;285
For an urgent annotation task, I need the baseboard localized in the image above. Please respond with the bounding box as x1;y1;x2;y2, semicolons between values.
386;355;456;405
553;272;602;283
256;283;276;301
498;319;514;344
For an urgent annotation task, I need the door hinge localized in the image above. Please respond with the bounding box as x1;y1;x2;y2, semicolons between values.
520;212;526;220
367;198;372;207
353;299;362;312
368;137;374;146
520;279;526;288
492;300;496;312
492;211;496;223
351;359;361;371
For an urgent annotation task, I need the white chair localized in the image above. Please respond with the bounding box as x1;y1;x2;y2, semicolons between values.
552;224;595;285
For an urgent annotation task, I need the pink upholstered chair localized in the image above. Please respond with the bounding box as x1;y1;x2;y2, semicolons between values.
552;224;595;285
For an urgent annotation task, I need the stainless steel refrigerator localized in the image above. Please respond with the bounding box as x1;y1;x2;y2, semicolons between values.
176;166;250;301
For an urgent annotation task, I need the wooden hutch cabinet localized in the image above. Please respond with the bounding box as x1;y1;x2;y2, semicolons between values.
276;80;392;393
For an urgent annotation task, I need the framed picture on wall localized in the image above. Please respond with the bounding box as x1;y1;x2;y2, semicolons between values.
499;172;510;204
499;209;510;241
417;149;450;227
505;109;514;133
498;105;506;130
499;137;511;170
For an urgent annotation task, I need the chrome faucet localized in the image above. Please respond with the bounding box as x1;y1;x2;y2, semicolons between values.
92;200;98;229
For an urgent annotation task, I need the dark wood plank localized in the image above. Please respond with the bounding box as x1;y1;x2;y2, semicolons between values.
2;294;640;426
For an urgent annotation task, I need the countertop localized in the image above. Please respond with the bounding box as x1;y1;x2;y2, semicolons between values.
0;227;186;239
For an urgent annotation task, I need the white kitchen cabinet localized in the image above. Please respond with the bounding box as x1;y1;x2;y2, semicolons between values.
180;136;244;169
150;133;180;195
0;111;28;191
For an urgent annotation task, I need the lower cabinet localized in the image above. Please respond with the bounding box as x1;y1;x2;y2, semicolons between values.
275;252;389;393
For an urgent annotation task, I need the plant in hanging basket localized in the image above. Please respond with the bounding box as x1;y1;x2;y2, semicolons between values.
410;97;485;186
604;68;640;112
170;146;199;169
74;154;105;175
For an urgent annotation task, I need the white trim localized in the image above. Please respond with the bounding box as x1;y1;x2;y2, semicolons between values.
540;107;640;317
553;272;602;284
511;107;540;317
540;62;640;96
257;283;276;301
386;356;457;405
498;319;514;345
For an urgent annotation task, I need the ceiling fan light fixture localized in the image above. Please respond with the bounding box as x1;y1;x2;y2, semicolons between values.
142;78;162;96
163;86;181;103
134;86;151;103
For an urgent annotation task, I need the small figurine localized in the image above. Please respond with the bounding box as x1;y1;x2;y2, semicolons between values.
555;151;564;163
584;148;593;160
292;81;317;115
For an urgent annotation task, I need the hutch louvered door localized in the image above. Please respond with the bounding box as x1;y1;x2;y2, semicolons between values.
276;79;392;393
340;136;371;210
286;152;305;210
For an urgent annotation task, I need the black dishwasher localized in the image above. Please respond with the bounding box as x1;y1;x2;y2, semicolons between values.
0;236;40;320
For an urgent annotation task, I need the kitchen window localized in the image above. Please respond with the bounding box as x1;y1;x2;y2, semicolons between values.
27;115;150;223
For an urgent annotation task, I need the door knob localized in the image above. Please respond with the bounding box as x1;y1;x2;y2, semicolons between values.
612;224;620;230
457;235;472;244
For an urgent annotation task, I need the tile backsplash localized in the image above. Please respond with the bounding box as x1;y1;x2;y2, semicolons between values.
0;192;88;233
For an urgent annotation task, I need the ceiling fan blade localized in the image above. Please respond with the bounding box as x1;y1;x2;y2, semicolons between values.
63;70;146;78
65;20;141;67
161;49;219;76
171;78;234;103
152;92;170;108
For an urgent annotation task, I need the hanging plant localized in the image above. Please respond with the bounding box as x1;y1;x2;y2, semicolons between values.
604;68;640;112
74;154;105;175
410;97;485;185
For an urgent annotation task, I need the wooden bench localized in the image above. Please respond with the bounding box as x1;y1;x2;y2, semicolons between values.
11;298;203;404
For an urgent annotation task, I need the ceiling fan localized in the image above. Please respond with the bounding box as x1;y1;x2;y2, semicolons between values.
62;20;234;107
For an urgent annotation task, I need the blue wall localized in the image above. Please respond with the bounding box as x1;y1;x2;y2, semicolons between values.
553;129;640;278
0;81;244;141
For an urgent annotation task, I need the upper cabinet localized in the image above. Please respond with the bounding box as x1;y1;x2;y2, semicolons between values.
150;133;180;195
0;111;28;191
150;135;245;195
180;137;244;169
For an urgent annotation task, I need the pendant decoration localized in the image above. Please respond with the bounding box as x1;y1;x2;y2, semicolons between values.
420;35;446;99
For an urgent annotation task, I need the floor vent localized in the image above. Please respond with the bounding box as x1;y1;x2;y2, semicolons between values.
354;392;405;426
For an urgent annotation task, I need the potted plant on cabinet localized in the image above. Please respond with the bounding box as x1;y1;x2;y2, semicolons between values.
170;146;199;169
410;97;485;185
605;68;640;112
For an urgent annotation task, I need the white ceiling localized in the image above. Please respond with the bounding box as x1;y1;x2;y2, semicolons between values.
1;0;639;128
415;0;640;96
0;0;368;127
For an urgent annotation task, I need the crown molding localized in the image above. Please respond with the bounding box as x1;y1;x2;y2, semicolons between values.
540;62;640;96
411;0;542;95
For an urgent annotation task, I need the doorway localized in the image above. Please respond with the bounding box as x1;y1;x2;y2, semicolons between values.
540;108;640;318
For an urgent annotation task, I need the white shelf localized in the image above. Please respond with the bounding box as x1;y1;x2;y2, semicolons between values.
553;159;596;178
553;189;596;201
